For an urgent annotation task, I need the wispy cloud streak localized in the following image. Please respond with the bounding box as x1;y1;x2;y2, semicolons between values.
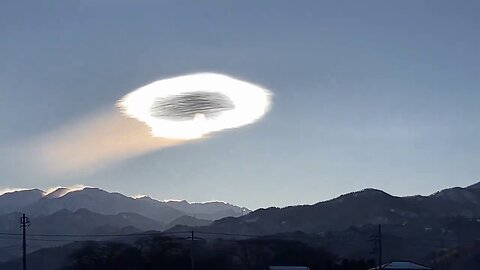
28;108;185;177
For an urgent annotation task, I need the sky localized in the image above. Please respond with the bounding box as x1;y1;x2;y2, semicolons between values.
1;1;479;209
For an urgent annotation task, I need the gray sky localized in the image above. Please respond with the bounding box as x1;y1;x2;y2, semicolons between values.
1;1;479;209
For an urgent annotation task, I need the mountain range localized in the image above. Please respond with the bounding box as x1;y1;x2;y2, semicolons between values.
0;187;249;222
166;181;480;264
1;182;480;267
0;186;249;262
201;182;480;235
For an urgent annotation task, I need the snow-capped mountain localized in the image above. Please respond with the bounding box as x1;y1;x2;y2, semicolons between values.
0;186;250;223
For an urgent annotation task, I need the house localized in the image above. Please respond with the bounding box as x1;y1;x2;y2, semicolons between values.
269;267;310;270
369;261;432;269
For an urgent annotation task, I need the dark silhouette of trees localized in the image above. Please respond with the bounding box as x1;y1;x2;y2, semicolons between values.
65;237;375;270
67;242;145;270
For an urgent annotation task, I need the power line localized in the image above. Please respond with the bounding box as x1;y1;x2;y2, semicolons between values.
0;231;191;238
191;231;259;238
1;227;478;257
383;235;471;243
1;230;478;243
0;245;21;250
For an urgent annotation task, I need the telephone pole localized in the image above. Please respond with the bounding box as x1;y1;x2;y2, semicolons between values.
378;224;382;269
190;230;195;270
20;213;30;270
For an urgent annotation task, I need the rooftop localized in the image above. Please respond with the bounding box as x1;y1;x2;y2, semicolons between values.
370;261;431;269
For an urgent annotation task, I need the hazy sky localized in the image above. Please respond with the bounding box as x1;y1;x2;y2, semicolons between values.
1;1;479;209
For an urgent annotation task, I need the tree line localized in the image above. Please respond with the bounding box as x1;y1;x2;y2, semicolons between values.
64;236;375;270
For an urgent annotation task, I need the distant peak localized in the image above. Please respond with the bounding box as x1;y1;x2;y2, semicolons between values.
193;200;231;205
134;195;159;202
0;188;45;196
162;199;188;203
466;181;480;190
162;199;233;205
330;188;392;202
132;194;149;199
44;187;70;199
81;187;104;192
43;185;90;198
355;188;390;196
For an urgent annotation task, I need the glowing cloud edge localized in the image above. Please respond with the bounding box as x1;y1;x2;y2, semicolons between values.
117;73;272;139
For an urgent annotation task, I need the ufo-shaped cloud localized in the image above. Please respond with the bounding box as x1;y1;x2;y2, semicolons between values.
118;73;272;139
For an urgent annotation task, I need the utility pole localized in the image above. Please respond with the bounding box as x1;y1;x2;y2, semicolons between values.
190;230;195;270
378;224;382;269
20;213;30;270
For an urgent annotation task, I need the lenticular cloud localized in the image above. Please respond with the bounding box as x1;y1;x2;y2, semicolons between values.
118;73;272;139
25;73;272;177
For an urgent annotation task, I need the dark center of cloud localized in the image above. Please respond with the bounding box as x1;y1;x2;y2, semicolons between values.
150;91;235;121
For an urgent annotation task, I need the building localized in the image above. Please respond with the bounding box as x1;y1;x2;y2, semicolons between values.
369;261;432;269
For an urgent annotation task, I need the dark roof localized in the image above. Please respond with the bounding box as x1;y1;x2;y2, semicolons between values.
269;267;310;270
369;261;432;269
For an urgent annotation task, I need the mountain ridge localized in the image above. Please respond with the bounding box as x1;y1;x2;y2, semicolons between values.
1;182;480;266
173;181;480;236
0;186;250;222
